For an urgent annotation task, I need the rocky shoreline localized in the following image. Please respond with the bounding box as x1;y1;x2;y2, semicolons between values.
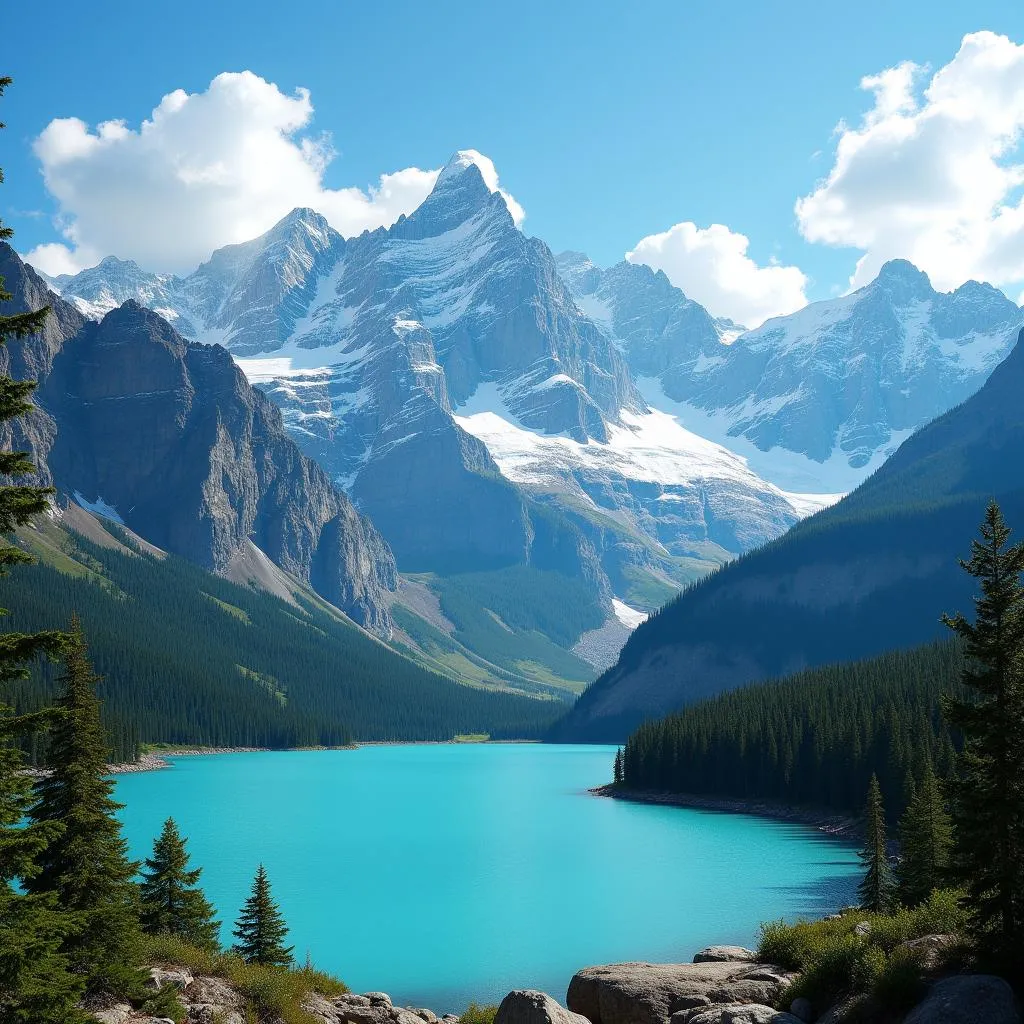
590;785;861;842
101;939;1022;1024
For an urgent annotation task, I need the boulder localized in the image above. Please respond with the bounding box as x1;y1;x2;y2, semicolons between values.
303;991;344;1023
367;993;394;1007
903;975;1021;1024
496;990;592;1024
852;922;871;938
146;966;194;991
410;1009;438;1023
683;1007;801;1024
896;934;956;972
567;962;795;1024
692;948;757;965
91;1007;133;1024
182;974;246;1024
788;998;813;1023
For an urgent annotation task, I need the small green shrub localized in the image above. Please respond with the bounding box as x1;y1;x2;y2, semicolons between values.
870;946;928;1015
138;935;347;1024
140;982;187;1024
460;1003;499;1024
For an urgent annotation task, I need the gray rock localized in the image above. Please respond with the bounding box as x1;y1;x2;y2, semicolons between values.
896;933;956;972
183;974;246;1024
410;1010;438;1023
366;993;394;1007
903;975;1021;1024
692;947;757;965
495;990;591;1024
684;1007;801;1024
90;1007;133;1024
146;966;193;991
852;922;871;938
788;998;813;1023
566;962;794;1024
303;991;344;1023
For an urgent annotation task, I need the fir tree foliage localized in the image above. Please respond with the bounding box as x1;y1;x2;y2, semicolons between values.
232;864;294;967
858;774;893;913
941;500;1024;958
895;764;953;907
27;616;146;997
0;75;85;1024
140;817;221;950
612;747;623;785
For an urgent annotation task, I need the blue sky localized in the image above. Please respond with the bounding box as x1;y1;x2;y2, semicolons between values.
4;0;1024;325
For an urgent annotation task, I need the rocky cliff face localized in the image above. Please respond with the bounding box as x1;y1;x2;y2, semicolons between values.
1;245;396;633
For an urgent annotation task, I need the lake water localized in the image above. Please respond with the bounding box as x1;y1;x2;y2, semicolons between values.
115;744;859;1012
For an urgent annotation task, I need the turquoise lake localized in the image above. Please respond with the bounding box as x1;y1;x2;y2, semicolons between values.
115;744;860;1012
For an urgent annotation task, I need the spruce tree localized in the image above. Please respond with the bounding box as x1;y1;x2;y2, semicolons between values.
858;774;892;913
942;501;1024;958
140;818;221;950
895;765;953;907
27;617;146;997
232;864;294;967
0;74;86;1024
613;747;623;785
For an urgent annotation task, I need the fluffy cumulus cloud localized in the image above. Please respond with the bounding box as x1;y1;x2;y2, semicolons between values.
26;72;521;275
626;222;809;328
796;31;1024;291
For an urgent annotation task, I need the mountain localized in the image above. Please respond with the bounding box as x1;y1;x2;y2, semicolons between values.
45;153;835;685
552;326;1024;740
558;253;1023;493
4;503;561;755
1;243;396;633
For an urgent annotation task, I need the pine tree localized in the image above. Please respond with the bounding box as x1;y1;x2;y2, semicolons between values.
858;774;892;913
140;818;221;950
232;864;294;967
27;617;146;997
942;501;1024;958
0;74;86;1024
895;765;953;907
613;746;624;785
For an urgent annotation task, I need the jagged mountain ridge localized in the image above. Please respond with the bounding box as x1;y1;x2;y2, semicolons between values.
1;244;397;633
551;326;1024;741
46;153;830;624
557;252;1023;493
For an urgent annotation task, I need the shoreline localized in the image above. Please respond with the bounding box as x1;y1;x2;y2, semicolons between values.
104;738;537;774
591;783;861;842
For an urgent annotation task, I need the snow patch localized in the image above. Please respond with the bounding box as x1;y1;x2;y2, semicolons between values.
612;599;648;629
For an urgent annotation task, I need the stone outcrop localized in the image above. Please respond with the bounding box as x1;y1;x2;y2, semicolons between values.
495;990;591;1024
566;960;796;1024
692;949;757;965
681;1007;801;1024
902;975;1021;1024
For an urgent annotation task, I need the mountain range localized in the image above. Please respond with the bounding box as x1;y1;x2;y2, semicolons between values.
37;150;1024;689
552;324;1024;740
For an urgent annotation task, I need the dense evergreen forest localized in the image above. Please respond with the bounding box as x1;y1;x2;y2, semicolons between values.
3;519;564;761
620;640;965;820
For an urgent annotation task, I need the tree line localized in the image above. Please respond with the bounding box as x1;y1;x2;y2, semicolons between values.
618;640;964;821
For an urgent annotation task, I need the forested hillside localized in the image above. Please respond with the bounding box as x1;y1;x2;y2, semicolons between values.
620;641;965;820
4;514;563;761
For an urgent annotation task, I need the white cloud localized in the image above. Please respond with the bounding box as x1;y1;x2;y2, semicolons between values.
25;71;445;275
626;221;809;327
796;31;1024;292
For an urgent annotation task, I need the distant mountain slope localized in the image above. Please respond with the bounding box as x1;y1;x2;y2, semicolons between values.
5;507;562;757
552;327;1024;741
558;253;1023;493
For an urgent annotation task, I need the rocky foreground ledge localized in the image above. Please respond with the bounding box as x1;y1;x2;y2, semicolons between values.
93;942;1021;1024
